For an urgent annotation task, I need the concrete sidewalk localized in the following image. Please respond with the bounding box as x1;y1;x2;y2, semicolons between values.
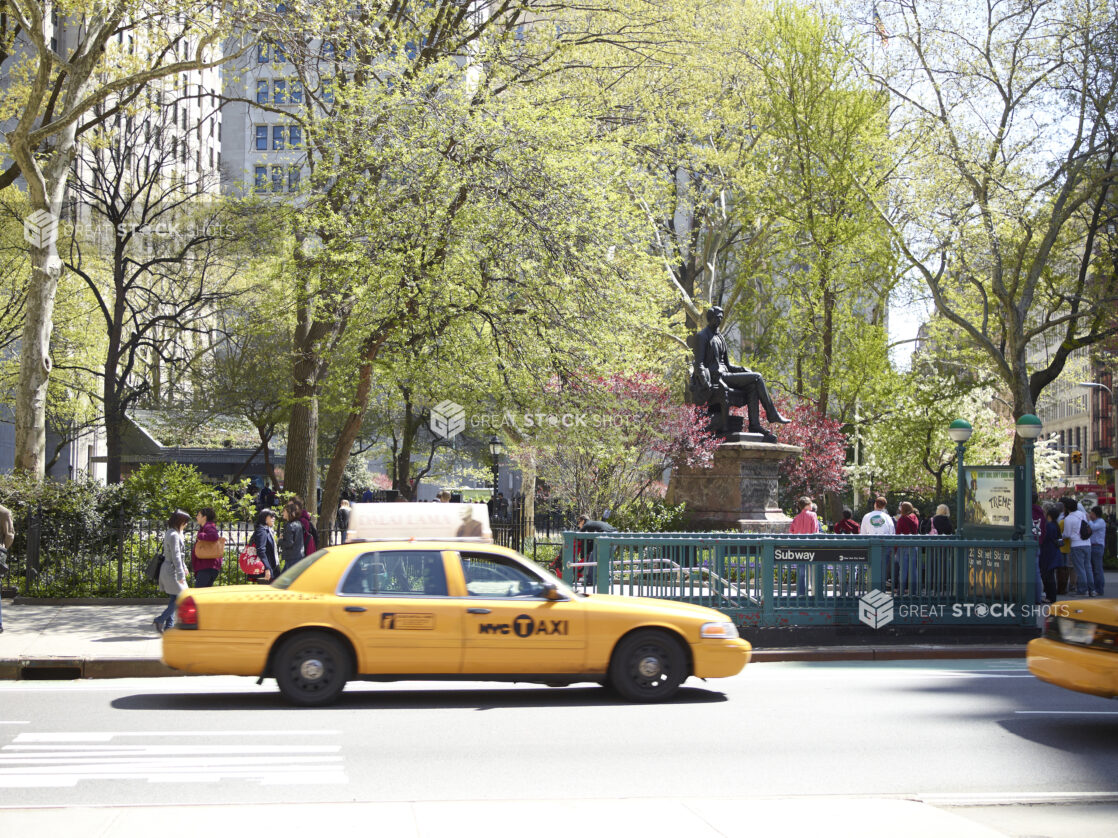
0;601;1038;680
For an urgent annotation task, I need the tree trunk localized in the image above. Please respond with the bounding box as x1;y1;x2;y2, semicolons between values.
319;334;386;531
818;282;834;417
14;203;66;477
285;380;319;506
520;452;537;541
393;399;419;501
10;92;74;479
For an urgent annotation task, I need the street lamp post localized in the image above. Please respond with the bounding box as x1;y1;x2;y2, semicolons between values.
1016;414;1043;607
488;435;504;504
948;419;973;529
1078;381;1117;515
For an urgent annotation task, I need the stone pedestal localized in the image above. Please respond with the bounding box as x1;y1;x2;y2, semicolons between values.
667;439;803;533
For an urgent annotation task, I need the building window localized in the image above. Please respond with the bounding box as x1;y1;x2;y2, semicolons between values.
290;80;303;103
257;43;269;63
271;165;284;193
255;125;268;151
274;44;286;63
273;79;287;104
288;125;302;148
254;166;268;191
272;125;285;150
256;80;269;104
288;166;300;192
322;41;335;60
322;81;334;104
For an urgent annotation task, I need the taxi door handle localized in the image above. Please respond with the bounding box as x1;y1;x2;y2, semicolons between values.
467;608;491;614
344;606;367;613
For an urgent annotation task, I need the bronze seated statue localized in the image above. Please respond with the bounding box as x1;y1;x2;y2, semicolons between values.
689;306;789;442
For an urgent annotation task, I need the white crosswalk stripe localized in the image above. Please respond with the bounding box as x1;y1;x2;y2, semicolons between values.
0;730;346;787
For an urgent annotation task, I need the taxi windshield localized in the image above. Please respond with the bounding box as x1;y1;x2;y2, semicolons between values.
271;549;328;589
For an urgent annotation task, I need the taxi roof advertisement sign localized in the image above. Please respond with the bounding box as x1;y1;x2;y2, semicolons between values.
349;502;493;542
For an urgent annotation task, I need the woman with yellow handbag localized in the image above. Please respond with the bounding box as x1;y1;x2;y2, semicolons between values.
191;506;225;587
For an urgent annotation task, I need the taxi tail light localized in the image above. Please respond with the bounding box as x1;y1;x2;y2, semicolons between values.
177;596;198;629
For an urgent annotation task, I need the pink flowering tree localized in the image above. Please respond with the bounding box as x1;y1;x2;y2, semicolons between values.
522;372;719;519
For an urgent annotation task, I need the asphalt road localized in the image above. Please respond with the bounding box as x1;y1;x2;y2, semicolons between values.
1;659;1115;834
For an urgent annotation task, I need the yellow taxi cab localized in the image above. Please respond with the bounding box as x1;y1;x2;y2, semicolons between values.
162;505;751;705
1026;598;1118;699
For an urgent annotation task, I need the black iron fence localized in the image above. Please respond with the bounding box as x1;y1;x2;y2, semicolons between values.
491;496;575;562
2;509;348;599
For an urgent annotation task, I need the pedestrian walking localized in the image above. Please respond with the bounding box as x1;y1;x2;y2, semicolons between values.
1062;498;1096;597
191;507;223;588
250;508;280;582
789;497;820;596
832;508;860;534
293;497;318;553
154;510;191;633
1039;507;1062;604
895;501;921;595
337;499;351;544
1088;506;1106;597
280;500;305;572
0;502;15;633
1056;502;1072;594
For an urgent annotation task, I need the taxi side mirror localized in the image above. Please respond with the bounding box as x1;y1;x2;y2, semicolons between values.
543;583;563;601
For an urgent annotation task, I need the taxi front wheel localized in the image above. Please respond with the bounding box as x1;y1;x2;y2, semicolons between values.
608;630;687;702
275;631;352;706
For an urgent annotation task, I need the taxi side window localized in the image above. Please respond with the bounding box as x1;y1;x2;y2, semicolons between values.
461;552;546;598
340;550;447;596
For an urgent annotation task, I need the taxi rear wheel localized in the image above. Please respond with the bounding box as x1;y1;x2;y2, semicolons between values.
608;630;687;702
274;631;352;706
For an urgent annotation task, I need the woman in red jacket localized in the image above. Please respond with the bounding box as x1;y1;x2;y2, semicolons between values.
895;501;921;595
191;506;223;587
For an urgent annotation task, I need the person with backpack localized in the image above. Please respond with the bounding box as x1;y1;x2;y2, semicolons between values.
153;510;190;633
1062;497;1096;597
294;497;318;553
280;500;305;572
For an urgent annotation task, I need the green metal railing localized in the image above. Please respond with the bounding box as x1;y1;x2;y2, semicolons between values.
561;531;1038;627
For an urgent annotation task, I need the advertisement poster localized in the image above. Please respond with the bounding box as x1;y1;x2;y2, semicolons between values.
963;467;1016;527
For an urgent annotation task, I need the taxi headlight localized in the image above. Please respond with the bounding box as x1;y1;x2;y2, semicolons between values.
700;621;739;639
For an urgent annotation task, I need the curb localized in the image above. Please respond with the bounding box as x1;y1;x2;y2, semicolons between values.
749;645;1027;663
0;657;184;680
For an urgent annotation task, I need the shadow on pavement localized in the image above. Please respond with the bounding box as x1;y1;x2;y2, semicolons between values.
996;716;1118;752
109;684;728;712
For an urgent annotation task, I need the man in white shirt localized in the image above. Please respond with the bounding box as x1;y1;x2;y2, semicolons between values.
1062;498;1097;596
861;497;895;535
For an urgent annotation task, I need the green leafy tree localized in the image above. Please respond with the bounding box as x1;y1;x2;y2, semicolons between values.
1;0;264;478
849;0;1118;461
